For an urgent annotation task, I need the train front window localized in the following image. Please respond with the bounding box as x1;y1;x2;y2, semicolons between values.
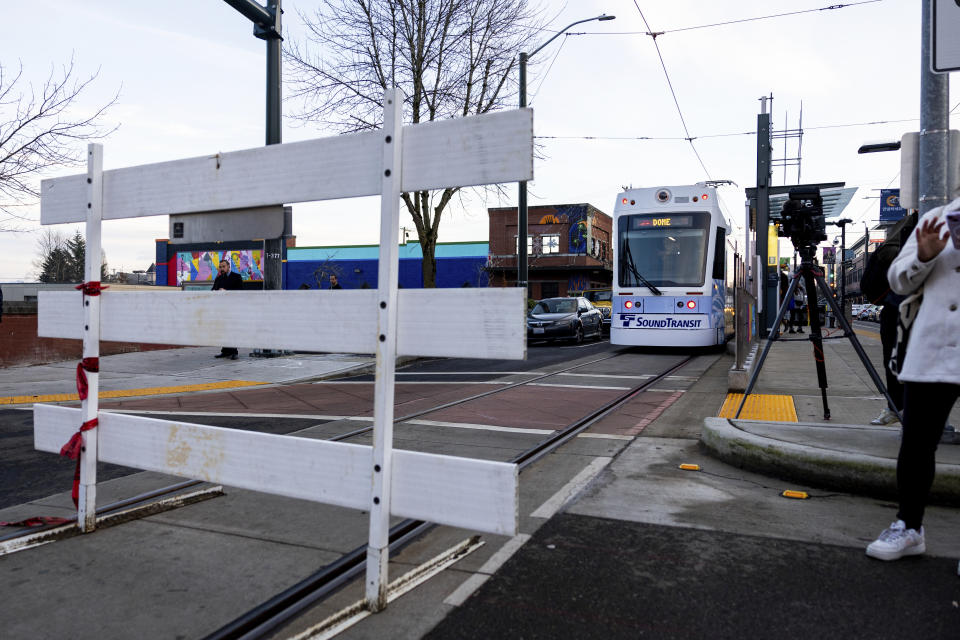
618;212;709;287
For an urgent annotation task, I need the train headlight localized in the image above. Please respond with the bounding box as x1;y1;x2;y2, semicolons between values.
656;189;671;203
624;300;633;309
687;300;697;309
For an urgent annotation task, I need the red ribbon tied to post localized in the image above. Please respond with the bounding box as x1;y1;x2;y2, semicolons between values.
75;357;99;401
75;281;108;297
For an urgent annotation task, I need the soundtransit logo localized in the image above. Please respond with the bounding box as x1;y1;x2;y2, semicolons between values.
620;314;704;329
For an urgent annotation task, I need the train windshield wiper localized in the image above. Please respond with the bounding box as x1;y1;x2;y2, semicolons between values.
621;240;662;296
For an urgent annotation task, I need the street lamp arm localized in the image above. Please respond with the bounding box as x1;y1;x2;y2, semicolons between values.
528;14;615;59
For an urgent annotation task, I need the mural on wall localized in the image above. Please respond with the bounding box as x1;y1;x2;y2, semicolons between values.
555;204;590;254
176;250;264;285
567;274;590;294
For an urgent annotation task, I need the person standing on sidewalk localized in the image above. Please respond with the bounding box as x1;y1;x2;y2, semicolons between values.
859;216;916;426
212;258;243;360
865;202;960;561
329;274;342;290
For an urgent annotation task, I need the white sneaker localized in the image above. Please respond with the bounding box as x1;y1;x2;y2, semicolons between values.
866;520;925;561
870;408;900;426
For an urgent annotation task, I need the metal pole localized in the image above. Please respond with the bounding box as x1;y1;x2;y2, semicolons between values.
516;14;615;295
518;51;528;292
755;96;773;337
840;223;847;311
265;0;282;146
920;0;950;215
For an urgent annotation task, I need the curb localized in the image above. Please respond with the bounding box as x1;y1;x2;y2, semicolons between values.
701;417;960;505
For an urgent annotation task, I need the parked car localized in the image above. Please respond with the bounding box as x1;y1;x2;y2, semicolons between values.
527;297;604;344
858;305;880;322
851;303;864;317
579;288;612;334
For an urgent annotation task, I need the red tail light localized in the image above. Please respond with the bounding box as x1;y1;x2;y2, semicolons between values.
624;300;633;309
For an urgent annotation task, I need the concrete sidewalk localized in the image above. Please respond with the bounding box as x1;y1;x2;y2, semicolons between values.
0;347;376;405
703;327;960;503
3;329;960;639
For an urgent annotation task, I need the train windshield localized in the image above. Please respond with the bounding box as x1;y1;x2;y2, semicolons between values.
618;212;710;287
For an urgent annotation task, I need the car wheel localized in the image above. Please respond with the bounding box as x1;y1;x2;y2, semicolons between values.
574;324;584;344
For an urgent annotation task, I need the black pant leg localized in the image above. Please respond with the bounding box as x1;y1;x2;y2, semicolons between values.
896;382;960;529
879;304;903;411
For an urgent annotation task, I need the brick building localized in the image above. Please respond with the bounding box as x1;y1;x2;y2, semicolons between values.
486;203;612;299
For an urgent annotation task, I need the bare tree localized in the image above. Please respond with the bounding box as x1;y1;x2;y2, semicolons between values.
0;56;117;231
33;228;108;282
286;0;544;287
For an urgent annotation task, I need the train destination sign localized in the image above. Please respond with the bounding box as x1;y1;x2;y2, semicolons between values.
632;215;694;229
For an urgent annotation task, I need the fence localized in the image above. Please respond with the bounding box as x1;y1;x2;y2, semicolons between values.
34;89;532;611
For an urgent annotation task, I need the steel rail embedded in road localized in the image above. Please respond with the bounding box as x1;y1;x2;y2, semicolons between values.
204;353;695;640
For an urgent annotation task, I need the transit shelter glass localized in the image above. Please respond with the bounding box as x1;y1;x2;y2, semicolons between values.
618;212;709;287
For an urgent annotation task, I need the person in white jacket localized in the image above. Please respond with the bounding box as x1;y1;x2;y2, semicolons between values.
866;199;960;561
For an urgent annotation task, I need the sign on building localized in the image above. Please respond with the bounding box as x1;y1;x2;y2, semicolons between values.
879;188;907;222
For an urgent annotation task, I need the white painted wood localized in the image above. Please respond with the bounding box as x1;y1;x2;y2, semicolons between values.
33;406;518;536
38;288;526;359
39;109;533;225
401;109;533;193
39;290;378;353
78;143;104;532
396;288;526;360
367;88;405;611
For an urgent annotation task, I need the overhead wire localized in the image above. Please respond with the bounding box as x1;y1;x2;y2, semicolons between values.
534;114;958;142
568;1;882;37
528;34;568;106
632;1;712;180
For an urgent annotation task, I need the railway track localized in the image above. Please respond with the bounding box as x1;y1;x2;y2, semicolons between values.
203;352;695;640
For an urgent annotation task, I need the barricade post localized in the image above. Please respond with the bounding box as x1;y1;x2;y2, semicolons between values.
35;90;533;611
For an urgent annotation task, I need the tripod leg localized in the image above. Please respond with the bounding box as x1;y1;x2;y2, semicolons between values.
734;274;800;418
803;269;831;419
816;273;902;422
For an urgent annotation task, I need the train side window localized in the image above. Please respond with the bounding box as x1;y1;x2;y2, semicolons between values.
712;228;725;280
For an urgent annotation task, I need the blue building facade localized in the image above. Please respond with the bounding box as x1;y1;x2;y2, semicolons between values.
283;241;490;289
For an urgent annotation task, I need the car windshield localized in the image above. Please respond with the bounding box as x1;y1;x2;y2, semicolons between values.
618;212;709;287
584;290;611;303
533;299;577;314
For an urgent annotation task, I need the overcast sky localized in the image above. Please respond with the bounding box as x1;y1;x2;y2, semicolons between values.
0;0;951;281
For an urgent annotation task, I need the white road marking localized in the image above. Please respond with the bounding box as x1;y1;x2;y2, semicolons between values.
526;383;632;391
443;534;532;607
530;456;612;519
95;411;633;440
408;419;553;435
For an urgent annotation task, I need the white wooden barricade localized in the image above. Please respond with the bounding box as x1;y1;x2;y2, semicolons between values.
34;89;532;611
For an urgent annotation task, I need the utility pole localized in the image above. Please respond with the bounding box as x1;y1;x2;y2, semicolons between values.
920;0;950;215
755;95;774;337
223;0;283;146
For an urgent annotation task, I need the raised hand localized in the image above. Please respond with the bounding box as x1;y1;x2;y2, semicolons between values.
916;217;949;262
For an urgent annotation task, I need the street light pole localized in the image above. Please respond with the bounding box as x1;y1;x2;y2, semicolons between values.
517;13;615;295
829;217;852;313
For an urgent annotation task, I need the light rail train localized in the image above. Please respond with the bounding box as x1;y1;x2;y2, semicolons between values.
611;183;736;347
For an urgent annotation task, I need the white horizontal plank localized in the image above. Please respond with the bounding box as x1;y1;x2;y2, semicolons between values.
401;109;533;194
38;288;525;359
34;405;517;535
40;109;533;224
39;289;378;353
396;288;526;360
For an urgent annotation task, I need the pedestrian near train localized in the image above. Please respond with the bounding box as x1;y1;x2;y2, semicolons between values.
865;199;960;561
212;258;243;360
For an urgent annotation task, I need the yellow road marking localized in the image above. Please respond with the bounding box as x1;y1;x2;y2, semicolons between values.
0;380;268;406
854;328;881;340
718;393;798;422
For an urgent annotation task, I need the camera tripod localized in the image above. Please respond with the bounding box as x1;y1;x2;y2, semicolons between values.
735;249;900;421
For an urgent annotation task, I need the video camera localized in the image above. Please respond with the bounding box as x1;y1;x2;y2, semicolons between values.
778;186;826;253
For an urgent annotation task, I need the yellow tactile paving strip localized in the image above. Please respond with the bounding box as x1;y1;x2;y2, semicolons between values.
0;380;268;406
718;393;798;422
854;328;881;340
